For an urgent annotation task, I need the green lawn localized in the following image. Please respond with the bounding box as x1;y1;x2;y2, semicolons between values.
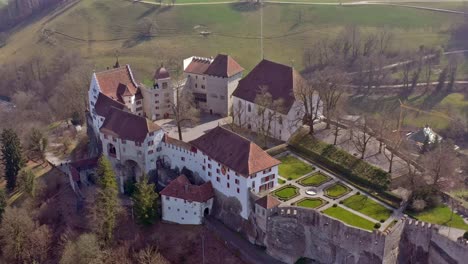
296;198;325;209
278;178;286;184
342;194;392;221
323;206;376;231
298;172;330;187
273;185;299;201
324;183;351;198
278;155;314;180
410;205;468;230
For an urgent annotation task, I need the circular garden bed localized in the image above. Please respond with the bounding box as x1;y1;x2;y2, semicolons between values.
295;198;327;209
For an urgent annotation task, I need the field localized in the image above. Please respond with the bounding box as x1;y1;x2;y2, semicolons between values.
342;194;392;221
278;155;313;180
323;206;376;231
0;0;462;80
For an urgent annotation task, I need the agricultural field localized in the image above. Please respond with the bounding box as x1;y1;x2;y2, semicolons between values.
0;0;462;81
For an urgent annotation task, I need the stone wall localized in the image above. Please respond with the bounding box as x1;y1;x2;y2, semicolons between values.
264;207;387;264
398;219;468;264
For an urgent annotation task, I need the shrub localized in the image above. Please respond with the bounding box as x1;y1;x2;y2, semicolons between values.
332;204;338;207
411;199;427;212
464;231;468;240
356;192;361;195
380;219;385;223
339;201;343;204
374;223;381;229
288;177;292;181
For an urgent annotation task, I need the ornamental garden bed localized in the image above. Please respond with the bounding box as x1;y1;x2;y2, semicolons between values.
342;194;393;221
278;155;314;180
298;172;331;187
295;198;327;209
272;185;300;201
324;183;351;199
323;206;376;231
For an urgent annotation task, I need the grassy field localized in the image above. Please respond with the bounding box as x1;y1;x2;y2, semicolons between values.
278;155;314;180
298;172;330;186
324;183;351;198
410;205;468;230
0;0;461;80
272;185;299;201
342;194;392;221
296;198;326;209
323;206;376;231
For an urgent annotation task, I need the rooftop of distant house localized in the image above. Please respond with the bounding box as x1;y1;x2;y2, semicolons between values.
184;54;243;78
95;65;139;104
160;175;214;203
189;126;280;176
255;195;281;209
232;59;304;114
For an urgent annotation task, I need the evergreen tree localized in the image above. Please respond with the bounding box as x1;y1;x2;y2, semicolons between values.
19;170;36;197
93;155;119;242
132;175;159;225
1;129;25;191
0;189;6;220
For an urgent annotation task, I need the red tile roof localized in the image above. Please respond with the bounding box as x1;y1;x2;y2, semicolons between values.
184;57;212;75
100;107;161;142
189;127;280;176
160;175;214;203
94;93;126;117
232;59;304;114
204;54;244;78
154;66;170;80
255;195;281;209
95;65;139;103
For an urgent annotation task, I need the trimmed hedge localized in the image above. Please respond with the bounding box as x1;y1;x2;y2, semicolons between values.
289;132;402;207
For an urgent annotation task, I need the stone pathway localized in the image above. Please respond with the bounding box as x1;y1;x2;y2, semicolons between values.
271;151;399;231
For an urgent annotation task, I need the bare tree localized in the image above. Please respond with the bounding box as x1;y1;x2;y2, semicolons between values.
350;115;372;159
253;86;285;147
316;67;349;129
293;77;321;135
420;142;459;191
171;84;199;141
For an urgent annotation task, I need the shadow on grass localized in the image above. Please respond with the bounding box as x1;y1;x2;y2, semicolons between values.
229;2;261;13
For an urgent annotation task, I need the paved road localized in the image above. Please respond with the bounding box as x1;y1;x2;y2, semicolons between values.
205;217;285;264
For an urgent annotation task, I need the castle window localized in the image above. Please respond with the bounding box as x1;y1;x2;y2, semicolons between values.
136;142;142;147
216;177;220;182
237;188;240;194
181;157;185;161
148;150;154;154
208;172;212;176
201;85;205;89
162;82;168;89
248;104;251;112
155;94;159;97
155;100;159;103
136;100;142;105
208;164;211;169
227;183;230;188
148;140;154;146
195;84;198;88
149;132;154;136
235;179;239;185
166;196;169;200
216;169;220;173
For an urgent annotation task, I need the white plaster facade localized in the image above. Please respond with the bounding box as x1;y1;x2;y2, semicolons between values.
161;195;213;225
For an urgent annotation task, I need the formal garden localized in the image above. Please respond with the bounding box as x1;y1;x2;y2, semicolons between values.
295;198;327;209
278;155;314;180
342;193;393;222
324;183;351;199
298;172;331;187
273;185;300;201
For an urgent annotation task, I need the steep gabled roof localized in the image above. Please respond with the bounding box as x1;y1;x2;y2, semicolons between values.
95;65;139;103
100;107;161;142
94;93;126;117
184;57;212;75
204;54;244;78
189;127;280;176
160;175;214;203
255;195;281;209
232;59;304;114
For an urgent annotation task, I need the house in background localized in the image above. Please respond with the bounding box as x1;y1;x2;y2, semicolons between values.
232;59;322;142
183;54;244;116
